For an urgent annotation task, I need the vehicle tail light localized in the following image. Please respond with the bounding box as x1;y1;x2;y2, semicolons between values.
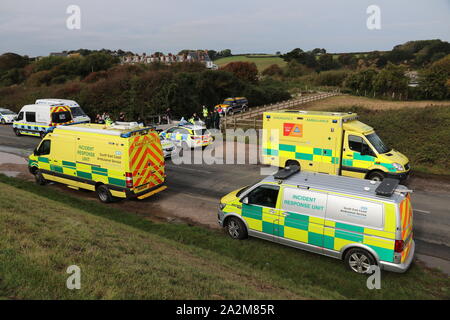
125;172;133;188
192;136;201;140
394;240;404;253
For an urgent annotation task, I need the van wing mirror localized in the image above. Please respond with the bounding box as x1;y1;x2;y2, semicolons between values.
241;197;248;204
33;148;39;156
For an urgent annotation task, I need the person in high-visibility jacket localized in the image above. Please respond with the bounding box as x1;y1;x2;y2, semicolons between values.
202;105;208;119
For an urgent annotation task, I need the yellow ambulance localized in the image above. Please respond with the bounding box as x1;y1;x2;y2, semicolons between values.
262;110;410;181
218;166;415;273
28;122;166;202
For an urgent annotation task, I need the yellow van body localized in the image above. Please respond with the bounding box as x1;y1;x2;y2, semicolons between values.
262;110;410;181
28;123;166;201
218;170;415;273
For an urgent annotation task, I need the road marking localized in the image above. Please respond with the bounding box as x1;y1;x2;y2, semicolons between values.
414;209;431;215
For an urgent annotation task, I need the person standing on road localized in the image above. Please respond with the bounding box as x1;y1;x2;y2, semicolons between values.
213;110;221;130
118;112;126;122
165;108;172;124
202;105;208;120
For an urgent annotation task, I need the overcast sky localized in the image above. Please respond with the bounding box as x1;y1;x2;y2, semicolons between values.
1;0;449;56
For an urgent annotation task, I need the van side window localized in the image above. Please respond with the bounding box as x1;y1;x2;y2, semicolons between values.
349;135;374;156
37;140;51;156
246;185;279;208
26;112;36;122
17;112;24;121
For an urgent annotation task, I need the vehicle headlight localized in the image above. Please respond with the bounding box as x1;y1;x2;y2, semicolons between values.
392;163;404;171
219;203;226;210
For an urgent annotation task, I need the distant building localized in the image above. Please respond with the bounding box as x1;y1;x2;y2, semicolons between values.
49;52;68;57
121;50;218;69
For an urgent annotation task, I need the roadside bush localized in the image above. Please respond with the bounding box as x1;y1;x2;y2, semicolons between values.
262;64;284;77
220;62;258;83
26;70;52;86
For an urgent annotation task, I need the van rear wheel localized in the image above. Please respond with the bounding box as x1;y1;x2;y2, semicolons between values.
344;248;376;274
96;185;114;203
226;217;247;240
13;128;21;136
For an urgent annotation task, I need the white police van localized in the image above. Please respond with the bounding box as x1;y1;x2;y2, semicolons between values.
35;99;90;123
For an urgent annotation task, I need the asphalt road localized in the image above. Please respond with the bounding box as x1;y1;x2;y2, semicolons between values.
0;125;449;273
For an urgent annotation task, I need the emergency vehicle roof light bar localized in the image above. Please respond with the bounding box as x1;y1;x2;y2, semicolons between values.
375;178;399;197
274;165;300;180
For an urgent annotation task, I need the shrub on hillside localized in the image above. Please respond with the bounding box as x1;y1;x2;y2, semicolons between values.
220;62;258;83
262;64;284;77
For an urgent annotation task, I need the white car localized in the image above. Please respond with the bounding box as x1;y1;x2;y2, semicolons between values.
0;108;17;124
160;139;176;158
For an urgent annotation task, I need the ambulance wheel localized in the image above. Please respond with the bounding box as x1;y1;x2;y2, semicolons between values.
226;217;247;240
13;128;21;136
344;248;376;274
1;119;5;125
34;170;47;185
96;185;114;203
39;132;46;139
367;171;384;182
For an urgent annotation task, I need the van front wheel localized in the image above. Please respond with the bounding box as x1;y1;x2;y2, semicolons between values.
344;248;376;274
226;217;247;240
96;185;114;203
367;171;385;182
34;170;47;185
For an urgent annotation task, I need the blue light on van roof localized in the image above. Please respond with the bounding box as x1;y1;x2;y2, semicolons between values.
332;120;337;123
266;115;271;119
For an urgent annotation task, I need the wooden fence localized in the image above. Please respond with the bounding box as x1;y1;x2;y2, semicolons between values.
222;91;340;130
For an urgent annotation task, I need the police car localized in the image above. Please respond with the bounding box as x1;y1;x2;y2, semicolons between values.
159;121;213;149
160;138;176;158
0;108;18;124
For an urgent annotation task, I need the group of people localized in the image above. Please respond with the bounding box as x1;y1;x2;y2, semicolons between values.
186;106;221;129
94;112;113;125
93;106;221;129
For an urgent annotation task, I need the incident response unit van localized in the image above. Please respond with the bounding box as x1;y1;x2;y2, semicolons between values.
13;104;74;138
218;166;414;273
262;110;410;181
35;99;91;123
28;122;166;202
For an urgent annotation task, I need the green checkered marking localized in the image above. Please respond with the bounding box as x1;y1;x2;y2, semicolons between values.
50;165;63;173
295;152;313;161
77;171;92;180
335;229;364;243
242;204;263;220
279;144;296;152
284;212;309;230
108;177;126;187
38;157;49;163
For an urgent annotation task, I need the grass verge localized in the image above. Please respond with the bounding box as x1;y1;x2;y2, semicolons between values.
0;174;448;299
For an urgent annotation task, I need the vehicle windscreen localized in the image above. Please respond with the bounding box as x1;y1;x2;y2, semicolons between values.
365;132;390;154
0;110;15;115
52;111;73;124
236;185;250;197
70;107;86;117
223;101;233;105
194;129;208;136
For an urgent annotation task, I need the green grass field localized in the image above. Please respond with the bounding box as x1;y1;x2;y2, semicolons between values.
214;55;287;72
0;174;449;300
